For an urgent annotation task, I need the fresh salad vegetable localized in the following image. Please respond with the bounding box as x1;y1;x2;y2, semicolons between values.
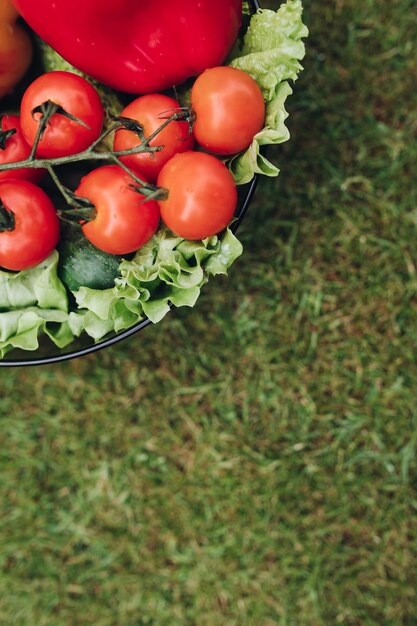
0;0;308;359
20;71;104;158
58;224;123;292
191;66;266;155
113;94;195;183
12;0;242;94
0;179;59;271
74;165;161;255
228;0;309;183
157;152;238;240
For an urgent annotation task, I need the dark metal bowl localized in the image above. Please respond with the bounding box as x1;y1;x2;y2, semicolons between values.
0;0;261;367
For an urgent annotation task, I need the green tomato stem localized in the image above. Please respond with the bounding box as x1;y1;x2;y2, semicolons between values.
0;114;17;151
0;199;15;232
0;107;190;214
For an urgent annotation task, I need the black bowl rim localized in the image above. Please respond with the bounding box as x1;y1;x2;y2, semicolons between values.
1;0;261;368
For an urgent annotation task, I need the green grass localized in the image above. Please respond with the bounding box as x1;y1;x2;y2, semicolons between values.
1;0;417;624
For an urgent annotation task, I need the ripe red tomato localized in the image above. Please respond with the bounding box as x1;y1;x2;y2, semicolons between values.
0;180;60;271
75;165;160;255
157;151;237;240
20;71;104;158
0;114;45;183
191;66;265;155
113;94;195;183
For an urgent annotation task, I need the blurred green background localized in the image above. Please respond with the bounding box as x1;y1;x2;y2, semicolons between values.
1;0;417;624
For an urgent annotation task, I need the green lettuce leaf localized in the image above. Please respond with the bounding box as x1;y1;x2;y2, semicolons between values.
0;252;73;358
228;81;293;184
67;227;243;339
0;251;68;311
229;0;308;184
0;229;243;358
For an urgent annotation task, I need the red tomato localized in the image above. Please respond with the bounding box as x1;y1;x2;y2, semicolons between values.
113;94;195;183
191;66;265;155
75;165;160;255
0;114;45;183
157;151;237;240
0;180;60;271
20;71;104;158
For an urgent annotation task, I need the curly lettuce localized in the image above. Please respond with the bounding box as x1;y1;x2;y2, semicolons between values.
68;228;242;339
0;253;73;358
0;229;243;358
229;0;308;184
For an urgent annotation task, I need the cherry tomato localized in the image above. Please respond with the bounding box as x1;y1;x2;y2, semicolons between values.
157;151;237;240
0;114;45;183
20;71;104;158
75;165;160;255
191;66;265;155
0;179;60;271
113;94;195;183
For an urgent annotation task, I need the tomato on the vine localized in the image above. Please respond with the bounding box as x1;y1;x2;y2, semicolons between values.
0;180;60;271
75;165;160;255
157;151;237;240
191;66;265;155
0;114;45;183
20;71;104;158
113;94;195;183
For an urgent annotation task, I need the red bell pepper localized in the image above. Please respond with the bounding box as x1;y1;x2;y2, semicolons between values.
13;0;242;94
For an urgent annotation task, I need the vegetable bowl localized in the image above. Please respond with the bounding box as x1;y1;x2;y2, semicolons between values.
0;0;308;366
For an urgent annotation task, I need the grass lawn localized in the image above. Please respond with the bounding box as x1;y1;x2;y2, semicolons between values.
1;0;417;624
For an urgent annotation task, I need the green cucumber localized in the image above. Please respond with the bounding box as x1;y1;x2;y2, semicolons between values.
58;225;122;292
